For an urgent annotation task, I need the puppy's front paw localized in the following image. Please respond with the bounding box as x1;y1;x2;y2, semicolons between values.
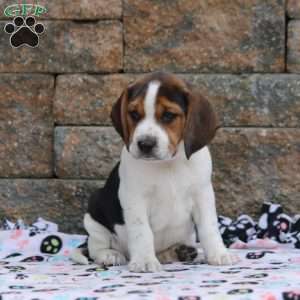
207;250;240;266
93;249;127;266
129;256;162;273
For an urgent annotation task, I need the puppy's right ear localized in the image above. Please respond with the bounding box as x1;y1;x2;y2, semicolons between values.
111;89;129;147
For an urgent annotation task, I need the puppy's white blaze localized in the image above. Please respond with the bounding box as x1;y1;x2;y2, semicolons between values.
129;80;172;160
144;81;161;119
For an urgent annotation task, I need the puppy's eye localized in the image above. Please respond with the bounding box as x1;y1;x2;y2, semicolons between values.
129;110;141;122
161;111;177;123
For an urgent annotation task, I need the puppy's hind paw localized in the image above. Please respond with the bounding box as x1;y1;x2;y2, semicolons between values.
157;244;198;264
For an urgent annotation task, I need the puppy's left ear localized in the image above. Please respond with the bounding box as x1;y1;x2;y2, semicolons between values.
184;90;219;159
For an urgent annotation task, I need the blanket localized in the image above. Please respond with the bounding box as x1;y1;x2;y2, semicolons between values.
0;203;299;300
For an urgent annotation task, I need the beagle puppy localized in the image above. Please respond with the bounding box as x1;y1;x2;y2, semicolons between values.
72;72;239;272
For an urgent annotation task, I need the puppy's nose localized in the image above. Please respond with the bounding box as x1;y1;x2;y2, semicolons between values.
137;137;157;154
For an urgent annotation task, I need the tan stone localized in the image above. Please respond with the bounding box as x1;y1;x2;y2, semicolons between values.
0;74;54;177
288;21;300;73
0;21;123;73
211;128;300;218
124;0;285;72
287;0;300;19
54;74;136;125
41;0;122;20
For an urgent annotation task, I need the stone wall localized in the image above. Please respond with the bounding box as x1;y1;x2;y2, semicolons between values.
0;0;299;233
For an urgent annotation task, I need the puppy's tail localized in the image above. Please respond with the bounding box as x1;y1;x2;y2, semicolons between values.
70;248;89;265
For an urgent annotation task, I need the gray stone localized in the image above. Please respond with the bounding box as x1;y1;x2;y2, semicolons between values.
211;128;300;218
0;74;54;177
54;127;123;179
0;179;103;233
288;21;300;73
54;74;136;125
184;74;300;128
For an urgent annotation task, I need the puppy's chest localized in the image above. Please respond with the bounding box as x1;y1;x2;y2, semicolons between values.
148;174;195;231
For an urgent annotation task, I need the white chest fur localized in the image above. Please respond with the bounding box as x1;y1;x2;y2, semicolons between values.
116;143;213;253
146;162;196;251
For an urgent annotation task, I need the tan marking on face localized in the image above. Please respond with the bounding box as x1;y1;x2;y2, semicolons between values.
126;97;145;143
155;96;186;154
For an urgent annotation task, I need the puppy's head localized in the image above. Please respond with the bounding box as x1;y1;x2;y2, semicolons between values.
111;72;218;160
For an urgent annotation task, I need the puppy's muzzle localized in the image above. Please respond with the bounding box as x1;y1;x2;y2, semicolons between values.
137;136;157;156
